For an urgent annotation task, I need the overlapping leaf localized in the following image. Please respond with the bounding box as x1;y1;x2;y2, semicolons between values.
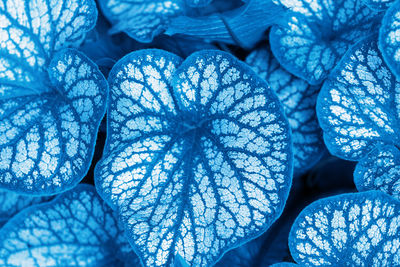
99;0;286;48
288;191;400;266
317;36;400;188
165;0;287;49
246;46;324;175
0;184;138;266
270;0;380;85
0;0;107;195
95;49;293;266
0;0;97;98
0;189;49;225
317;36;400;202
354;145;400;200
0;48;107;195
379;0;400;79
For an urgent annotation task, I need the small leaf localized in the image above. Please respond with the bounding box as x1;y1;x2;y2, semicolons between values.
270;0;380;84
0;184;139;266
379;0;400;79
246;45;324;175
354;145;400;200
95;49;293;266
0;49;107;195
317;36;400;161
289;191;400;266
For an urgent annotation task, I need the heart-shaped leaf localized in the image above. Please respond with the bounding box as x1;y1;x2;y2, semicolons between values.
270;0;380;85
0;48;107;195
0;184;139;266
289;191;400;266
0;0;106;195
95;49;293;266
246;45;324;175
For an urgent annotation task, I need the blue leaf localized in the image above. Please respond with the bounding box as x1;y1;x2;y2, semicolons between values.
288;191;400;266
0;184;139;266
246;45;324;175
99;0;287;48
95;49;293;266
98;0;185;43
363;0;395;10
0;0;97;99
317;36;400;162
354;145;400;200
186;0;213;7
270;0;380;85
165;0;287;49
0;189;49;225
379;0;400;79
0;48;107;195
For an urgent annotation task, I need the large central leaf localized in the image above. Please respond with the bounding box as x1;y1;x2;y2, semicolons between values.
95;49;293;266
